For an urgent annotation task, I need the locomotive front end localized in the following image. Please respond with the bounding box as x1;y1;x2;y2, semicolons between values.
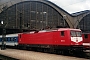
70;29;83;51
70;30;83;45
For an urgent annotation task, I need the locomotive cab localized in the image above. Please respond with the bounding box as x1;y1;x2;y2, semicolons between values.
69;29;83;51
70;30;82;45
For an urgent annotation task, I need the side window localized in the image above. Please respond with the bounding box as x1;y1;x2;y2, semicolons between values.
84;34;88;39
0;38;1;41
10;38;11;41
61;31;65;36
9;38;13;41
14;38;16;41
11;38;13;41
1;38;2;41
7;38;8;41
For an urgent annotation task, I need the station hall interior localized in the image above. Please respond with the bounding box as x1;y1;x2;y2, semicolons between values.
0;0;90;34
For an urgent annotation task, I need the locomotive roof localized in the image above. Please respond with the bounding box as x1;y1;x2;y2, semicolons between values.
57;28;81;31
22;28;81;34
38;28;81;33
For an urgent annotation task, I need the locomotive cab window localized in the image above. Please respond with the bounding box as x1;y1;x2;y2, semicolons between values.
76;31;82;37
84;34;88;39
70;31;81;37
61;31;65;36
70;31;76;37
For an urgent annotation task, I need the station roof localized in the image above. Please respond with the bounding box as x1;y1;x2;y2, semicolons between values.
0;0;90;17
71;10;90;16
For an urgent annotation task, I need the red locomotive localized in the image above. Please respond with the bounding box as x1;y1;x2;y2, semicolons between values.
18;28;83;52
82;33;90;50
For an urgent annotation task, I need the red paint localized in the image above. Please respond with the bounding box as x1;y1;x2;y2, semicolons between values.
18;28;82;46
82;33;90;43
82;33;90;49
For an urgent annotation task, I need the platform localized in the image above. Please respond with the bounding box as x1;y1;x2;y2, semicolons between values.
0;49;89;60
